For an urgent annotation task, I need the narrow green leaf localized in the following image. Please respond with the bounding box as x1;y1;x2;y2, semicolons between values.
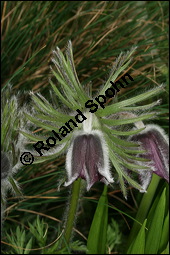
117;172;127;199
127;219;147;254
145;188;166;254
51;69;79;104
100;113;156;126
120;148;147;154
32;93;71;121
34;113;69;123
161;242;169;254
121;100;161;112
24;112;58;131
24;238;32;254
108;139;148;162
87;185;108;254
97;85;164;116
118;158;150;170
126;175;160;249
159;211;169;253
102;125;145;136
8;177;22;196
33;93;72;122
20;230;26;251
20;130;47;142
109;149;127;197
66;41;89;102
32;140;70;163
107;134;139;147
49;79;77;110
109;149;143;194
99;56;132;95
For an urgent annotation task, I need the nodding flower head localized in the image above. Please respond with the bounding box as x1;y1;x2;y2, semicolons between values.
65;128;113;191
22;40;168;198
129;124;169;186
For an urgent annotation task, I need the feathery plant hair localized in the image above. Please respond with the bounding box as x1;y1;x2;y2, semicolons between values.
1;85;27;223
22;40;165;198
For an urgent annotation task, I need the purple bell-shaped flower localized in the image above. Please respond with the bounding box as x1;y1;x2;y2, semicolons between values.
64;130;114;190
130;124;169;183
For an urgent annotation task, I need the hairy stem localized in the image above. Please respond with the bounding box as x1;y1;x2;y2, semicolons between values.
62;178;81;248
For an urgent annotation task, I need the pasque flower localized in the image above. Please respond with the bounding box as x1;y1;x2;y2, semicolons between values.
1;85;27;223
129;124;169;185
22;41;168;198
65;127;113;191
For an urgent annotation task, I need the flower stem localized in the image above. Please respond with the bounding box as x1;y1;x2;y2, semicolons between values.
62;178;81;247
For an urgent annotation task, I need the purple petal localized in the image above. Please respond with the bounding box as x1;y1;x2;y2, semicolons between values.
131;125;169;183
71;135;87;179
85;134;105;189
71;134;104;189
64;129;113;190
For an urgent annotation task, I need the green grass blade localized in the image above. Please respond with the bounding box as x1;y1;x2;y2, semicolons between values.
161;242;169;254
145;187;166;254
127;219;147;254
159;211;169;253
87;185;108;254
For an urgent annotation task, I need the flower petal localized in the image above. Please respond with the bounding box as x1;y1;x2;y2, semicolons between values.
85;134;105;190
65;130;114;190
131;124;169;183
